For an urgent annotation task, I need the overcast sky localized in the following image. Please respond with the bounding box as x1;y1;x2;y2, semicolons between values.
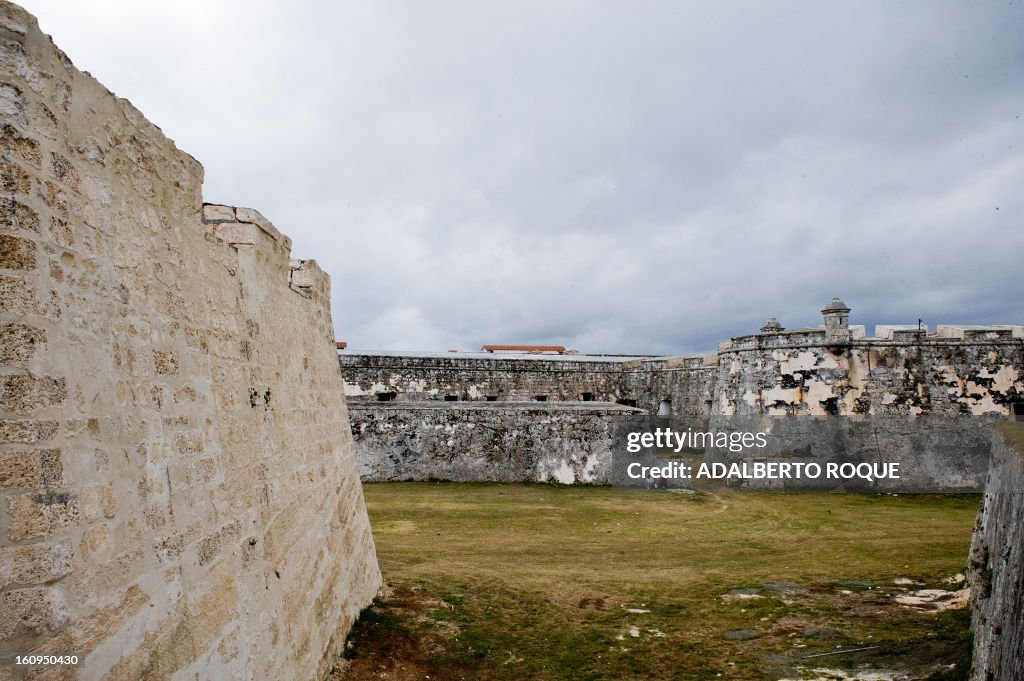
21;1;1024;354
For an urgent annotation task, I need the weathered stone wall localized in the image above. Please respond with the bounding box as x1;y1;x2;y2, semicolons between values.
342;352;633;402
715;328;1024;418
343;317;1021;486
350;402;641;483
340;352;717;483
969;422;1024;681
619;356;718;420
0;3;379;678
340;351;717;419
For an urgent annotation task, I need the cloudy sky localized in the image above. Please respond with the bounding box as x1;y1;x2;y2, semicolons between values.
21;1;1023;354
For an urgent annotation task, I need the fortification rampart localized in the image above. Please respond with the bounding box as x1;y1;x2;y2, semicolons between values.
340;351;718;419
0;2;379;677
716;317;1023;418
969;422;1024;680
341;301;1022;485
351;401;641;483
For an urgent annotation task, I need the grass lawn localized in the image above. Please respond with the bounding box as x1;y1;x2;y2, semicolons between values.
338;483;980;681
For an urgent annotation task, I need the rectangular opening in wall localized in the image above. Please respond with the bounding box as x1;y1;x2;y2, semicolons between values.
535;395;548;402
657;399;673;416
444;395;459;402
1013;402;1024;422
617;398;638;408
581;392;594;402
375;391;397;402
485;395;498;402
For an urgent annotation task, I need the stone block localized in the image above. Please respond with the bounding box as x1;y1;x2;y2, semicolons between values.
39;449;62;487
0;450;39;489
173;431;203;457
0;123;41;168
152;349;178;375
0;161;31;194
197;520;240;566
0;274;35;314
49;215;72;247
213;222;259;246
7;492;78;542
202;204;235;222
0;83;23;120
0;420;58;444
0;374;67;415
0;586;68;639
79;523;111;560
81;484;117;522
49;152;79;190
0;542;73;589
290;260;323;289
0;234;37;269
0;199;40;232
235;207;282;241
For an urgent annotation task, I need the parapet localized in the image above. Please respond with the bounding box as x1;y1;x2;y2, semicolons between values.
202;203;292;252
936;325;1024;340
199;202;331;302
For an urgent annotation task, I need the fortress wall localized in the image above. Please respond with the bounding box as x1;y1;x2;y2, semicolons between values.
341;352;630;403
618;357;718;420
706;331;1021;491
341;353;717;484
345;325;1021;485
715;331;1023;418
0;3;379;678
350;402;641;483
969;422;1024;680
340;352;718;420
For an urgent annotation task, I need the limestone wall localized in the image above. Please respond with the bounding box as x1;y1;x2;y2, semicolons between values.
342;326;1021;487
341;352;633;402
969;423;1024;681
350;402;641;483
715;329;1024;418
340;351;717;419
0;3;379;678
619;356;718;420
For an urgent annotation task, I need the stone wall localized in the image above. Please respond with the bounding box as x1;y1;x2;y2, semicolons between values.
340;351;717;419
0;2;379;678
341;311;1022;486
342;352;634;403
715;327;1024;418
350;401;641;483
969;422;1024;681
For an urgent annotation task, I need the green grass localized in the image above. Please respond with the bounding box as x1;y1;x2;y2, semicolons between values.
341;484;980;680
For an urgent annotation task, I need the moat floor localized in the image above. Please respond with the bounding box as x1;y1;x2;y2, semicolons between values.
335;483;979;681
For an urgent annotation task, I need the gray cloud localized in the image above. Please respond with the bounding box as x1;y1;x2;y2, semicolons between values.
23;0;1024;354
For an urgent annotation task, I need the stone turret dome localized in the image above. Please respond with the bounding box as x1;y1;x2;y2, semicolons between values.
821;297;850;314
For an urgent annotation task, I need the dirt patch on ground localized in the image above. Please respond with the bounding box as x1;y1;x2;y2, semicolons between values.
330;583;470;681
